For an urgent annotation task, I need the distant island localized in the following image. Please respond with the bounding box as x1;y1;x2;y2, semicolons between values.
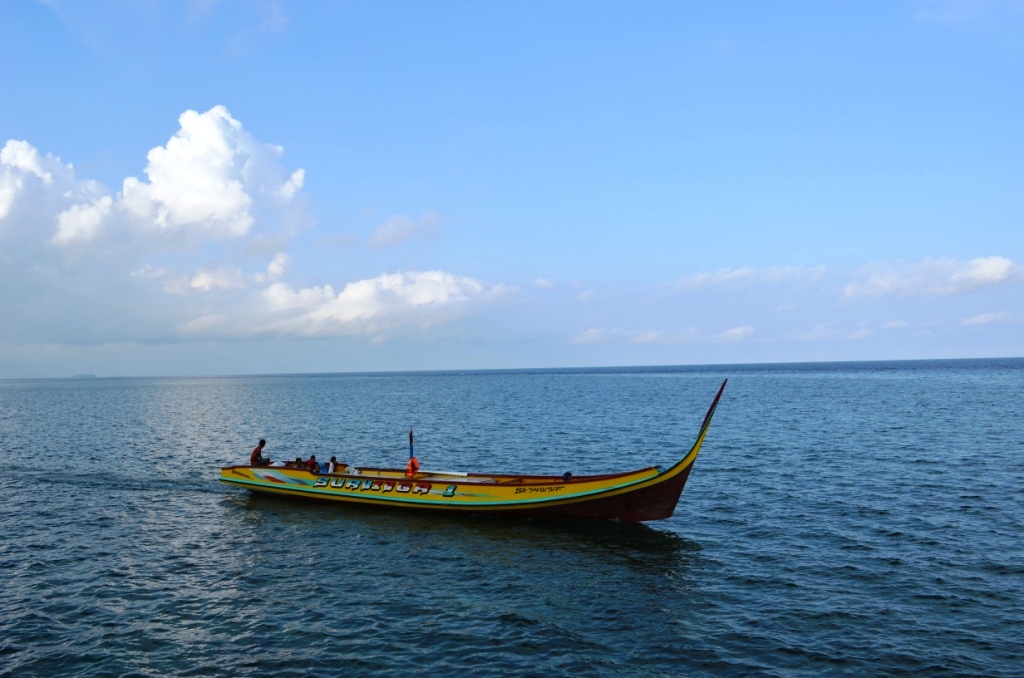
71;374;97;379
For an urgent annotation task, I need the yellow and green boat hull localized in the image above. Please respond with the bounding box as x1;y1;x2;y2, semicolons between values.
219;379;726;522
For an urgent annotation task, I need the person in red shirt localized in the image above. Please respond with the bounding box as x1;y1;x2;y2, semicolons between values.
306;455;319;473
251;439;270;466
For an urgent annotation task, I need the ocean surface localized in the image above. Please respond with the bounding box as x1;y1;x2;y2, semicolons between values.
1;359;1022;677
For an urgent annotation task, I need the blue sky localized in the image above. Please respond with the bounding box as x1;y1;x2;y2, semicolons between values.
1;0;1021;377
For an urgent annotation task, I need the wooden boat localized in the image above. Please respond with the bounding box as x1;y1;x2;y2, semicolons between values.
219;379;727;522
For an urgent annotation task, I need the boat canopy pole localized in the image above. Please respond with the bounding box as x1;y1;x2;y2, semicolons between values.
409;429;414;460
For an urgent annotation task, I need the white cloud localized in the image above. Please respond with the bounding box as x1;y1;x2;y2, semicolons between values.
568;329;603;345
9;103;1019;367
962;311;1022;326
842;257;1020;299
0;179;14;221
368;212;439;248
881;320;909;329
247;252;291;285
714;326;755;342
118;105;302;242
184;270;494;338
2;106;306;252
633;330;665;344
950;256;1016;286
0;139;102;234
190;267;248;292
279;169;305;200
672;265;826;293
266;252;289;279
1;139;55;186
132;264;172;280
0;108;502;348
53;196;113;245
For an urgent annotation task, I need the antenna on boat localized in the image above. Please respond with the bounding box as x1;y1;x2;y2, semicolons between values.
409;429;414;460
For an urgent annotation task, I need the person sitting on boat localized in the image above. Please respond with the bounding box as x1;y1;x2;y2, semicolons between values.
306;455;319;473
327;456;342;473
405;456;420;477
250;439;270;466
287;457;303;468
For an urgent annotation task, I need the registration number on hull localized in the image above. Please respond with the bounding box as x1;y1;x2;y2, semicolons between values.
311;477;458;497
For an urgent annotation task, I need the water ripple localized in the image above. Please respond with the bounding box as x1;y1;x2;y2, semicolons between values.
2;360;1023;676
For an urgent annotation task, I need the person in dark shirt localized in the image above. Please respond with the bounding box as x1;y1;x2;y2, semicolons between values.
250;439;270;466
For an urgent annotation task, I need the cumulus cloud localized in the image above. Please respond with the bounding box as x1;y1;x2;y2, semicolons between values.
368;212;439;248
266;252;289;279
117;105;304;242
189;266;249;292
1;139;106;241
266;270;484;328
1;142;52;222
183;270;495;338
53;196;113;245
2;106;305;252
672;265;826;293
0;108;504;347
842;257;1020;299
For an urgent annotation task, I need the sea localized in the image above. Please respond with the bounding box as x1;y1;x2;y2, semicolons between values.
1;359;1022;677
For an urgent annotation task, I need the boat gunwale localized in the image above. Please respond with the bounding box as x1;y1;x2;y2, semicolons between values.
218;464;664;487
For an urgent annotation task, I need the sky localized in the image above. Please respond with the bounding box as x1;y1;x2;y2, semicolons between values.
0;0;1022;378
